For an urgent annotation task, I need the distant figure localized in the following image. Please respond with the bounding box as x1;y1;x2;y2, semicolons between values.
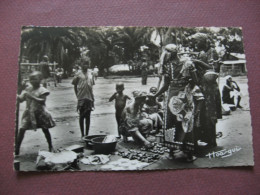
109;83;131;137
93;66;99;80
39;55;50;88
222;75;242;108
72;65;95;138
206;43;220;72
55;67;64;83
73;65;81;76
15;71;55;155
128;60;133;71
141;59;148;85
103;68;108;78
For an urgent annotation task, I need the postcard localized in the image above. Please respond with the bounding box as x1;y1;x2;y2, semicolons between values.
14;26;254;171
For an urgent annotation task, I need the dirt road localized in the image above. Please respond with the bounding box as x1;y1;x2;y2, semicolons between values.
16;76;254;170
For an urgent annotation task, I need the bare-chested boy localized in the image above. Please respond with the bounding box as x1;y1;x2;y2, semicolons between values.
109;83;131;137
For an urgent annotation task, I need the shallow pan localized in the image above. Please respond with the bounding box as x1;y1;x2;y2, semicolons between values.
91;137;117;154
82;135;106;149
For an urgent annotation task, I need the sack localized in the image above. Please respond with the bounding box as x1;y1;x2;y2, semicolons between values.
222;104;231;115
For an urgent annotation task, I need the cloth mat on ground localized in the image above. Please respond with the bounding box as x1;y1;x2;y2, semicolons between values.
101;158;150;170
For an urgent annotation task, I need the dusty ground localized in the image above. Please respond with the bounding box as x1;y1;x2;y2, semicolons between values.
15;76;254;171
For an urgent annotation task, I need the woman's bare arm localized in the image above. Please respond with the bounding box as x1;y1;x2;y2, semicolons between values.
154;76;171;97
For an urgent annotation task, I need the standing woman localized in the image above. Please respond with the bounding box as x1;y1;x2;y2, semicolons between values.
155;44;201;162
193;34;222;148
200;71;222;147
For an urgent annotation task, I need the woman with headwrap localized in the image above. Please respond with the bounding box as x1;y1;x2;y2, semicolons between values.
222;75;242;108
155;44;203;161
120;91;153;148
192;33;222;148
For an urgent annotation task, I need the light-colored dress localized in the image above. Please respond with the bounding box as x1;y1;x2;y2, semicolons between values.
20;85;55;130
120;102;153;136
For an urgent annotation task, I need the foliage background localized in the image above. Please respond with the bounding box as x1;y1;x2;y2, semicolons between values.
20;26;244;75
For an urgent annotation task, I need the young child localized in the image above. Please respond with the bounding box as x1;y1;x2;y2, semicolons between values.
72;65;94;138
142;92;163;134
15;71;55;155
109;83;131;137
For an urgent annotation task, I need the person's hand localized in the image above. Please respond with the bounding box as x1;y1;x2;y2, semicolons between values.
92;102;95;111
19;91;28;98
16;95;21;101
152;92;158;98
25;92;33;99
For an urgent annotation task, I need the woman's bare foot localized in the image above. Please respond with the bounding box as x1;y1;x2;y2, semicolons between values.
186;155;197;162
15;148;20;156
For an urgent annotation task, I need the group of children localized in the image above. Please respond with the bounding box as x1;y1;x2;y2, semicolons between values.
109;83;164;147
15;67;164;156
16;66;244;157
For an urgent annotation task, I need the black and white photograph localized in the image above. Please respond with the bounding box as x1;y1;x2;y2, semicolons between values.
14;26;254;171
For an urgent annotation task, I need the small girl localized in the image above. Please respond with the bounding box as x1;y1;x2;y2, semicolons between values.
15;71;55;155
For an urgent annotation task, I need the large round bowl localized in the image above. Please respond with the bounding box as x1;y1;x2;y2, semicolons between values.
203;71;218;83
91;137;117;154
82;135;106;149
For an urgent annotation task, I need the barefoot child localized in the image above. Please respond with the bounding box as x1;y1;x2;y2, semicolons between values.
15;71;55;155
109;83;131;137
72;65;95;138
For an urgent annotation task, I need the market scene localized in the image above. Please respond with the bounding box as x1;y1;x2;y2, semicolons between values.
14;27;254;171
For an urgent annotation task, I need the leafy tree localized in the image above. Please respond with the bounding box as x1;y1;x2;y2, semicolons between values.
21;27;82;72
116;27;153;61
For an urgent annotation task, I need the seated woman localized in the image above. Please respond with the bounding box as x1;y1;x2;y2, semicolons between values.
120;91;153;148
222;75;242;108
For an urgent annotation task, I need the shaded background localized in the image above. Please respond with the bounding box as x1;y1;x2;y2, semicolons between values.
0;0;259;194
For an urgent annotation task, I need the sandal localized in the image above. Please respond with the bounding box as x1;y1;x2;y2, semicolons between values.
186;155;197;162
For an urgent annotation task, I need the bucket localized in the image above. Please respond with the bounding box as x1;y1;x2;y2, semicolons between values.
91;137;117;154
82;135;106;149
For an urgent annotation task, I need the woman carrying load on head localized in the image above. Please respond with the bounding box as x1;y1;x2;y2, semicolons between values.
154;44;204;162
191;33;222;148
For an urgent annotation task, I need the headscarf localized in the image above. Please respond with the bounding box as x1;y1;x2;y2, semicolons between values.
225;75;232;81
225;75;232;86
132;91;147;99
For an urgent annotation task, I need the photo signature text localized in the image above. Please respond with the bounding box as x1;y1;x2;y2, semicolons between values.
206;146;242;159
